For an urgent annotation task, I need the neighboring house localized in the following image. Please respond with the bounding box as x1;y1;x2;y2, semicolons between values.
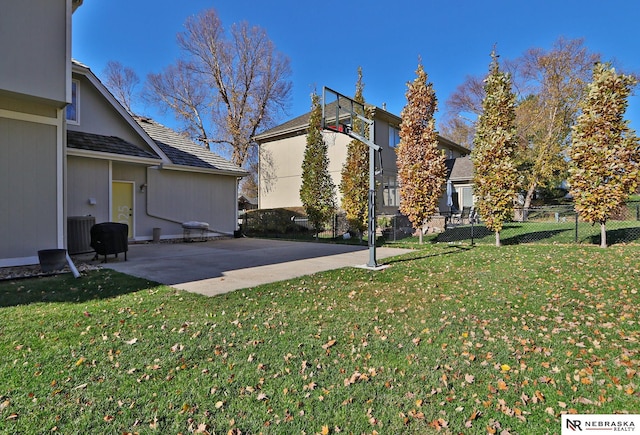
0;2;246;267
254;104;470;216
238;195;258;212
442;155;475;213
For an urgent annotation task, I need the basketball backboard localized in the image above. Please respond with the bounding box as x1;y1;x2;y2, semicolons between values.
322;86;372;143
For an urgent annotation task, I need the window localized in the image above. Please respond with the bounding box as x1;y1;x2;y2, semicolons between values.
382;176;400;207
388;126;400;148
66;79;79;124
461;186;474;207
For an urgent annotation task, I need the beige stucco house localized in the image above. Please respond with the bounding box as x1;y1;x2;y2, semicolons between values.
0;0;246;267
254;104;471;215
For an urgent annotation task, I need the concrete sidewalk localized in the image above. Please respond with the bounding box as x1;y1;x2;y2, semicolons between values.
99;238;412;296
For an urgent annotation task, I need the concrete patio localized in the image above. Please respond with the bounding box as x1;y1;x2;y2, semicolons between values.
97;238;412;296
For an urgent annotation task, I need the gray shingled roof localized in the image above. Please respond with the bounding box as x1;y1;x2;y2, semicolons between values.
254;111;313;139
67;130;160;160
135;117;247;175
254;101;371;141
445;155;474;181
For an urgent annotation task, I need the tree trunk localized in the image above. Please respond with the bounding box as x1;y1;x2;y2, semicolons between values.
600;222;607;248
495;231;501;247
523;182;537;213
419;228;424;245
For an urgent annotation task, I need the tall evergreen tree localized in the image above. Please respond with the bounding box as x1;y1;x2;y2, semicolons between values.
397;62;446;244
300;93;337;237
568;63;639;248
340;67;370;240
472;51;518;247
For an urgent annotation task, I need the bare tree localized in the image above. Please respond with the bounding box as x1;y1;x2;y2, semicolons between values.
444;38;601;209
146;60;209;145
440;75;484;147
511;37;599;208
103;60;140;113
146;8;292;168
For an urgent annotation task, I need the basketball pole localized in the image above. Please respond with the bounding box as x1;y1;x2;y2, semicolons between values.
367;121;378;268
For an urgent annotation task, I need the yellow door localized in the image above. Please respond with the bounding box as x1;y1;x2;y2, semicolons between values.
112;181;133;238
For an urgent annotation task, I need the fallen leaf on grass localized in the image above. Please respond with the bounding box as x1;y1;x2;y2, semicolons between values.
322;339;337;350
465;374;475;384
428;418;448;430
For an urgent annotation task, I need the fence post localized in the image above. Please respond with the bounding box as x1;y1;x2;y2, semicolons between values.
575;212;579;243
393;214;397;242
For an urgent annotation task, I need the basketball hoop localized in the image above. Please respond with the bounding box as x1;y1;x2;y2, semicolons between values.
321;86;384;269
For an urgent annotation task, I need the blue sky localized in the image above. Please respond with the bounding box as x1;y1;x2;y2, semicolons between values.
73;0;640;133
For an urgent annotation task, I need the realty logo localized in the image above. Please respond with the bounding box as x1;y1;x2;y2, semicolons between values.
565;418;582;431
561;414;640;434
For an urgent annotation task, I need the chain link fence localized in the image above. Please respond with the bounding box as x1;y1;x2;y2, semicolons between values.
435;202;640;245
240;208;350;240
241;203;640;246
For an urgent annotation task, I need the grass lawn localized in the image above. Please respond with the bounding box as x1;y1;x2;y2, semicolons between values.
1;244;638;434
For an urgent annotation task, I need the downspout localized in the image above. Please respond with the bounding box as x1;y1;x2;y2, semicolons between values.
144;166;234;236
235;176;240;234
145;166;182;225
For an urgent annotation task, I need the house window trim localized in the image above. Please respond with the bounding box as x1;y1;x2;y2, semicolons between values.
66;79;80;125
382;175;400;207
388;125;400;148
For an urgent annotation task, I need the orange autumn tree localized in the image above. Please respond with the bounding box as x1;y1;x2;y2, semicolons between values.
300;92;337;237
340;67;370;240
397;62;446;244
568;63;639;248
472;51;518;247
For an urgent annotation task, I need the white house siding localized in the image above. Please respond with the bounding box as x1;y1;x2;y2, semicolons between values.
0;0;70;266
0;0;71;105
67;155;110;221
0;116;62;266
147;167;239;235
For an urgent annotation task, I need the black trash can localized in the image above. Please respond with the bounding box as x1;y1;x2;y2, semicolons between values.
90;222;128;263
